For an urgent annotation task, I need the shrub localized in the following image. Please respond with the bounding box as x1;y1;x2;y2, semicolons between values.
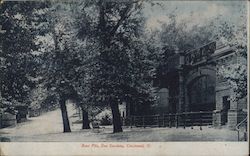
100;114;112;125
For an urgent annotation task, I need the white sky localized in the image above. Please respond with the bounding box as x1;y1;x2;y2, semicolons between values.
143;1;247;31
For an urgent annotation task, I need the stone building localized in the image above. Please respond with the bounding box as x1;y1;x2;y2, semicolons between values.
154;41;247;129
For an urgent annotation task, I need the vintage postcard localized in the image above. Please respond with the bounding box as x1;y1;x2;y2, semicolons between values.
0;0;249;155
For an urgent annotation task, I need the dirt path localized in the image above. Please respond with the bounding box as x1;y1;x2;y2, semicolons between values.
0;104;77;138
0;104;242;142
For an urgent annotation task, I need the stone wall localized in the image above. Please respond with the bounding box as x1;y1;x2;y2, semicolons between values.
0;112;17;128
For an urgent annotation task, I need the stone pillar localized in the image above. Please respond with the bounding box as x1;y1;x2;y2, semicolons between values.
178;51;185;113
227;109;238;129
227;89;238;129
157;88;169;114
178;71;185;113
184;86;189;112
213;110;222;128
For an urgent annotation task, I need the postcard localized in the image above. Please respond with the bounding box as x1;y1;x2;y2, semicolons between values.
0;0;249;155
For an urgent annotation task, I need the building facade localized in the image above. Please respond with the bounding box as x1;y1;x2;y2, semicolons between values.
153;42;247;129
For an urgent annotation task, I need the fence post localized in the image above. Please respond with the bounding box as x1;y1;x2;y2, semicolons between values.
244;121;247;141
163;115;165;127
191;113;193;129
130;116;132;128
200;112;202;130
238;131;240;141
134;116;136;127
183;113;186;129
157;115;160;127
169;114;171;128
175;114;178;128
143;116;145;128
0;113;2;128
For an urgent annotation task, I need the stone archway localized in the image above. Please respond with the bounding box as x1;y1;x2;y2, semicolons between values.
187;75;216;111
185;67;216;112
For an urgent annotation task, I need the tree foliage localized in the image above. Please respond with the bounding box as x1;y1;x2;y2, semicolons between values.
216;7;247;100
0;1;247;133
74;0;156;132
0;1;44;106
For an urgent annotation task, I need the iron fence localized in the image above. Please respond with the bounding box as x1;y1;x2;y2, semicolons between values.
126;111;213;130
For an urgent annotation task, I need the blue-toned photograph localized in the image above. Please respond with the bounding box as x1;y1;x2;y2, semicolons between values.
0;0;248;142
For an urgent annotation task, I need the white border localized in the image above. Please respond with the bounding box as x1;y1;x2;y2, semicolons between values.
0;0;249;156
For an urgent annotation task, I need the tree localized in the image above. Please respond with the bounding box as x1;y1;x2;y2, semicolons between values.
215;7;247;100
76;0;154;133
33;1;82;132
0;1;43;109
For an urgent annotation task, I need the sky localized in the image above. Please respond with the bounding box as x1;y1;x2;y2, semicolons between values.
143;1;248;31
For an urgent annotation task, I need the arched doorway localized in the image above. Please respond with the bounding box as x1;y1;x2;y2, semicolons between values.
187;75;216;111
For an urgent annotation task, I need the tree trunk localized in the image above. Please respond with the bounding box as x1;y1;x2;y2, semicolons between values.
82;109;90;129
59;97;71;133
110;100;123;133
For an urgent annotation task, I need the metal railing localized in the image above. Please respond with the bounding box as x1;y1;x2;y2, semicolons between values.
236;117;247;141
126;111;213;130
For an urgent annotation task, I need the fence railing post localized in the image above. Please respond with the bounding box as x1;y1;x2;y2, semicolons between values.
169;114;171;128
143;116;145;128
200;112;202;130
238;130;240;141
183;113;186;129
244;122;247;141
130;116;132;128
134;116;136;127
175;114;178;128
163;115;165;127
157;115;160;127
0;113;2;128
191;112;193;129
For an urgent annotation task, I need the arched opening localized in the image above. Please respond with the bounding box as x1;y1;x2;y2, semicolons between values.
187;75;216;111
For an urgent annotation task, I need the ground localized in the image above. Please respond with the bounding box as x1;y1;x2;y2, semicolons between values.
0;104;243;142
